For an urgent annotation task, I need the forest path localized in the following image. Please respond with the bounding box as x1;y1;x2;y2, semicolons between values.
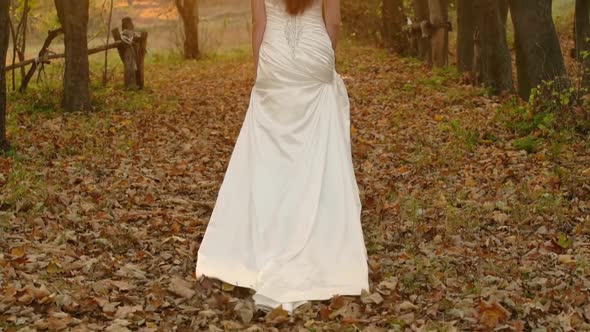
1;44;589;331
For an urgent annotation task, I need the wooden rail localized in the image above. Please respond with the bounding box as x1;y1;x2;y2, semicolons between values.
5;41;123;72
4;17;148;90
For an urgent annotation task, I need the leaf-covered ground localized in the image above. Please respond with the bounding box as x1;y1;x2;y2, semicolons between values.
1;44;590;331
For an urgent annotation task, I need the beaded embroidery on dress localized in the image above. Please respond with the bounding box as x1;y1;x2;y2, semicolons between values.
195;0;369;314
270;0;304;55
285;15;304;55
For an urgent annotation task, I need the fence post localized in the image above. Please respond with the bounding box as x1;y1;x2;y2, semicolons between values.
112;17;147;89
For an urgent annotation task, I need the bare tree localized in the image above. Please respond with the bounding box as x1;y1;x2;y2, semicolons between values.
55;0;91;111
103;0;114;84
175;0;200;59
1;0;11;151
383;0;406;54
509;0;568;100
472;0;513;94
575;0;590;86
428;0;449;68
7;0;29;91
456;0;475;72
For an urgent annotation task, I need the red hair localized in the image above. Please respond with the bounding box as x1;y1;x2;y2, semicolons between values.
284;0;315;15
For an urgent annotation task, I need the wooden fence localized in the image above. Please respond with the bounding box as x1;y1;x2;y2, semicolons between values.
5;17;148;91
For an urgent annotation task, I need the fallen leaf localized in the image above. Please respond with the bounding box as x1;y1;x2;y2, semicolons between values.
237;306;253;324
168;277;196;299
265;306;289;325
330;295;349;309
221;282;235;292
558;255;576;265
109;280;136;291
361;291;384;305
478;300;511;329
222;320;243;330
398;301;418;311
115;305;142;319
47;316;71;331
319;305;332;320
10;246;26;259
198;309;217;318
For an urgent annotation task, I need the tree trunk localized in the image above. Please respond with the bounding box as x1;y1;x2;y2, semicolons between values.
473;0;513;94
575;0;590;86
509;0;568;100
428;0;449;68
19;0;28;85
413;0;430;63
175;0;200;59
456;0;475;72
55;0;91;111
383;0;406;54
1;0;10;151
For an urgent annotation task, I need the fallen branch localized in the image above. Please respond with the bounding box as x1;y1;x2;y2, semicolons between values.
5;40;124;73
14;28;63;92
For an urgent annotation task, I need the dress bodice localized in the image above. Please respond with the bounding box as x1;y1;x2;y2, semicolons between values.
263;0;327;56
256;0;334;83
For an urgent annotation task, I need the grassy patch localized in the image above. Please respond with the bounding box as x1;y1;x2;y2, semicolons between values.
0;161;46;213
513;135;542;153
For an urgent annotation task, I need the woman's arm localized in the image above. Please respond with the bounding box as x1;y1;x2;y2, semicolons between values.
323;0;341;51
251;0;267;68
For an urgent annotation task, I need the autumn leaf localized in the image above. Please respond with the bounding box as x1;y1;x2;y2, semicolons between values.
319;305;332;320
221;282;235;292
109;280;136;291
558;255;577;265
10;246;26;259
47;316;72;331
398;301;418;311
477;300;511;329
265;305;289;325
360;290;384;305
222;320;244;330
115;305;142;319
557;233;572;249
329;295;349;309
168;277;196;299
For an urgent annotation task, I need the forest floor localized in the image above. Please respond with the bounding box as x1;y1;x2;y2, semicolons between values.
1;43;590;332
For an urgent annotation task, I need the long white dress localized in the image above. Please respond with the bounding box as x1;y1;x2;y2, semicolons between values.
195;0;369;312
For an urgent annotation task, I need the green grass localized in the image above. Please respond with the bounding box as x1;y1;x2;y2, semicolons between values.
513;135;542;153
0;161;46;212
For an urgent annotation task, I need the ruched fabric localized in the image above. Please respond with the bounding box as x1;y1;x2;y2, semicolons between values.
195;0;369;312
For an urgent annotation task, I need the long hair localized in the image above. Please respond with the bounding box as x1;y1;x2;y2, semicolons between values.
284;0;315;15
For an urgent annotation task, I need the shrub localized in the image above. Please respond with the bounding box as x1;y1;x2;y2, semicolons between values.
528;78;590;134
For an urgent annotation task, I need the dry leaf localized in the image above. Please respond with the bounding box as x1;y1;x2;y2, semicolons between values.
115;305;142;319
168;277;196;299
398;301;418;311
478;300;511;329
558;255;576;265
265;306;289;325
330;295;348;309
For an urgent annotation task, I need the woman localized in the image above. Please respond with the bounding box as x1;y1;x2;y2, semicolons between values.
195;0;369;313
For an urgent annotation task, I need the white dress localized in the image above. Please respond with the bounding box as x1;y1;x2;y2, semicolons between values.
195;0;369;312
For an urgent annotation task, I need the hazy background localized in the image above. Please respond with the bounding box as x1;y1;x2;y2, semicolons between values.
15;0;251;58
9;0;576;60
